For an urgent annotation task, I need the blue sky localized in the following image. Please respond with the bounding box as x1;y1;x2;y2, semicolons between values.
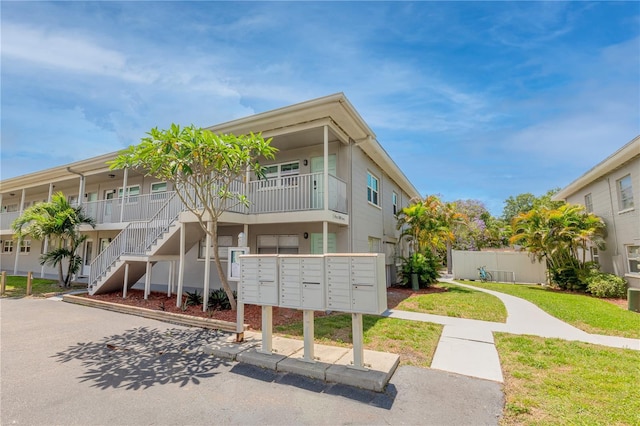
2;1;639;216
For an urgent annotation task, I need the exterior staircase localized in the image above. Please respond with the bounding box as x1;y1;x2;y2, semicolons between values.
88;193;189;295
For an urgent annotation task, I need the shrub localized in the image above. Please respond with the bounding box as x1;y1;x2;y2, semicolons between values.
586;273;628;299
184;290;203;307
208;289;235;311
400;251;440;288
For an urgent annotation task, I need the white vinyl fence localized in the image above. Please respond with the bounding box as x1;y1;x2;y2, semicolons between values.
452;250;547;284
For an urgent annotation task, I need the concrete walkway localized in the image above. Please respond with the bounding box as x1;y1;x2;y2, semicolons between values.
382;278;640;383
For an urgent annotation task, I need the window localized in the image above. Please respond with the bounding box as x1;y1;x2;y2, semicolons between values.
368;236;382;253
367;172;379;206
590;247;599;265
584;193;593;213
198;235;233;260
260;161;300;189
19;240;31;253
118;185;140;204
627;245;640;274
617;175;634;211
151;182;169;201
257;235;299;254
392;192;398;215
5;204;18;213
68;195;79;206
3;240;14;253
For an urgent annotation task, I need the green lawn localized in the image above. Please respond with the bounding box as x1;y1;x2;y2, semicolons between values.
0;275;83;297
275;313;442;367
396;282;507;322
496;333;640;425
458;280;640;339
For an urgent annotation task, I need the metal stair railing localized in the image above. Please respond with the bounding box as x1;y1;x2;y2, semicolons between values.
88;192;184;289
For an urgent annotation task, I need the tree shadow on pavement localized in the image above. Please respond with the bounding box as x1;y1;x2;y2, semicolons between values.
52;327;231;390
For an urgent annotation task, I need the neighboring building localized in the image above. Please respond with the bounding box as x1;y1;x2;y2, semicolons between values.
0;93;420;295
554;136;640;289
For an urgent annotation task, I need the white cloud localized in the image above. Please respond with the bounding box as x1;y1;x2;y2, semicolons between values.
1;23;153;83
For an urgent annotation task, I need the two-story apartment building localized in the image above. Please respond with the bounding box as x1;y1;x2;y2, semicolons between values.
554;135;640;289
0;93;420;297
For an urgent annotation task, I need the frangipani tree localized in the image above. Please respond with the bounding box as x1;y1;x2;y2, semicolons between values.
109;124;277;310
12;192;95;286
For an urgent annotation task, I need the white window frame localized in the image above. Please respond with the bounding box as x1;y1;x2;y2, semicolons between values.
259;161;300;189
617;174;634;212
584;193;593;213
3;240;14;253
257;234;299;254
150;182;169;202
367;171;380;206
368;236;382;253
626;245;640;275
198;235;233;261
118;185;140;204
392;191;398;215
19;240;31;253
590;246;599;265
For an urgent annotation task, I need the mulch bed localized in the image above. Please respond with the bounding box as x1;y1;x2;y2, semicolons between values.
84;284;447;330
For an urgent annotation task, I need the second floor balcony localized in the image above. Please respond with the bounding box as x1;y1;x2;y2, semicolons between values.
0;172;348;230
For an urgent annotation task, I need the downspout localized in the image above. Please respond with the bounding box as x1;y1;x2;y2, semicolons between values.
606;178;620;275
67;167;85;208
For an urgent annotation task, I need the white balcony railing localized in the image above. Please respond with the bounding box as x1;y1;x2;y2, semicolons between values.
246;172;347;214
1;173;348;231
0;211;20;230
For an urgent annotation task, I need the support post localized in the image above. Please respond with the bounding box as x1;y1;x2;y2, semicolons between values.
167;261;174;297
203;221;212;312
176;222;186;308
144;261;152;299
41;183;54;278
302;310;315;362
323;125;329;210
258;305;273;354
119;167;129;222
0;271;6;295
14;189;26;275
236;300;245;342
26;271;33;296
350;313;367;370
123;263;129;299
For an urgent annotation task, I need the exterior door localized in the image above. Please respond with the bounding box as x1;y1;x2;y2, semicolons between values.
81;239;93;277
103;190;116;222
310;154;337;209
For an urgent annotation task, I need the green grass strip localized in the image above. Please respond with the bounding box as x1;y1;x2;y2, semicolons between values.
396;282;507;322
496;333;640;425
0;275;77;297
459;281;640;339
275;313;442;367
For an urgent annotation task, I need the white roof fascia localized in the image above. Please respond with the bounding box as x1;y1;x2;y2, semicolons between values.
554;135;640;200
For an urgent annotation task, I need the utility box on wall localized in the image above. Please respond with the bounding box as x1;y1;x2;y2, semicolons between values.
239;255;279;306
279;255;325;310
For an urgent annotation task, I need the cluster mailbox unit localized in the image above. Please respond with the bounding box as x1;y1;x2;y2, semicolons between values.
239;253;386;314
238;253;387;368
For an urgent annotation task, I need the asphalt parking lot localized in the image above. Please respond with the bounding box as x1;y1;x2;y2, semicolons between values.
1;297;503;425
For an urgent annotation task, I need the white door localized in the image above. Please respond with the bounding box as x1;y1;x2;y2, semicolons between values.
81;239;93;277
310;154;337;209
103;190;116;222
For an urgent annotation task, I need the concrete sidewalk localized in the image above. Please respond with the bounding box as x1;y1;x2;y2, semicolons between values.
383;278;640;383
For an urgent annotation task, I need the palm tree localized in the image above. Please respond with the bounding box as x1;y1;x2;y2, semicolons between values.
510;203;606;290
12;192;95;286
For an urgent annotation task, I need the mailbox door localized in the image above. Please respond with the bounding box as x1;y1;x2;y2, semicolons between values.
279;257;301;308
326;256;351;311
301;257;324;310
257;257;279;306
